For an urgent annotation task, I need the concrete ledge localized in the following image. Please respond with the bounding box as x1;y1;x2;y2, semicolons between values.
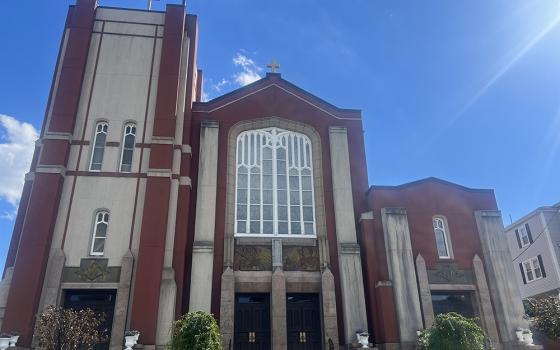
36;165;66;175
201;120;219;128
181;144;192;154
382;207;407;215
147;169;172;178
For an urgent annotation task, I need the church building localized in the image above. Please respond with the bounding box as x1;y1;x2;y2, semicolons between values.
0;1;532;349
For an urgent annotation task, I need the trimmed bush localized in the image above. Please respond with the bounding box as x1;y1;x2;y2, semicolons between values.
169;311;221;350
34;305;107;350
418;312;486;350
526;296;560;341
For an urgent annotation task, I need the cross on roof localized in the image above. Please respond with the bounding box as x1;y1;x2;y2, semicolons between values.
267;59;280;73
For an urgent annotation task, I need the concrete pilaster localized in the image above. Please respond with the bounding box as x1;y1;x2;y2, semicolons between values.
328;126;368;344
155;268;177;348
39;248;66;311
415;254;434;328
0;267;13;329
475;211;528;344
189;121;219;312
219;267;235;349
271;268;287;350
321;267;339;348
110;250;134;350
381;208;423;343
472;254;501;350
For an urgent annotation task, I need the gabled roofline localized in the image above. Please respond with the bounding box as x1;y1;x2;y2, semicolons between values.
367;177;494;195
505;204;560;231
192;73;361;120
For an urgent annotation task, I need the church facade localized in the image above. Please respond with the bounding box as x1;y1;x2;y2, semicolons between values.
0;1;531;349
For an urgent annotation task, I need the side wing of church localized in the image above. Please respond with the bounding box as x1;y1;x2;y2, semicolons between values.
0;1;531;349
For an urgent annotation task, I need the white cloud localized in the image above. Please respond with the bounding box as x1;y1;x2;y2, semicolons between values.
213;78;229;93
232;53;262;86
0;114;38;217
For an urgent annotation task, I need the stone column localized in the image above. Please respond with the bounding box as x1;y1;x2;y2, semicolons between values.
189;121;219;312
271;267;287;350
321;267;339;348
381;208;423;343
472;254;500;349
415;254;434;328
110;251;134;350
328;126;368;344
38;248;66;311
0;267;13;329
219;267;235;350
474;211;527;344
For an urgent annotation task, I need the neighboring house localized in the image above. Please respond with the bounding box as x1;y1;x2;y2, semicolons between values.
505;203;560;299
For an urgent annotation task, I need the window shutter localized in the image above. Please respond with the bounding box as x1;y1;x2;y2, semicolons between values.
519;263;527;284
515;229;522;248
525;223;533;243
537;255;546;278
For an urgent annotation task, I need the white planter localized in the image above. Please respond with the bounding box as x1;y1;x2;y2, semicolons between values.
8;336;18;348
0;338;11;350
515;330;524;342
522;332;533;345
124;335;136;350
356;332;369;348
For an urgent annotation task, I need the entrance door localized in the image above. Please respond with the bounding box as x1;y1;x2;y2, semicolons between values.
63;289;116;350
287;294;322;350
234;294;271;350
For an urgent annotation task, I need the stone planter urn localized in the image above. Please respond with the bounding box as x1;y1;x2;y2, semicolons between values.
0;334;12;350
124;330;140;350
522;330;533;346
8;333;19;348
356;331;369;348
515;328;524;342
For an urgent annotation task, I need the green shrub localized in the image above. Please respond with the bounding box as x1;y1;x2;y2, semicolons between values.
526;296;560;341
418;312;486;350
169;311;221;350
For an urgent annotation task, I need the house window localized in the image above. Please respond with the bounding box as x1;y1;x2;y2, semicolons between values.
91;211;109;256
234;128;316;236
90;122;108;171
515;223;533;248
520;255;546;283
433;216;452;259
120;123;136;172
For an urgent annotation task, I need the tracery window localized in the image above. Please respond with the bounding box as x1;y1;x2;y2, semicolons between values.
90;122;108;171
433;216;452;259
235;128;316;236
91;211;109;256
120;123;136;172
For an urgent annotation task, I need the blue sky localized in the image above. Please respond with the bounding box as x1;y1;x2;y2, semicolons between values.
0;0;559;271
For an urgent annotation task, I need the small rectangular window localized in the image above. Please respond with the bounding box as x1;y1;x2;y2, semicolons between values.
522;255;545;283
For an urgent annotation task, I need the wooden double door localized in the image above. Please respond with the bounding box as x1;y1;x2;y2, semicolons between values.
286;294;322;350
234;293;322;350
63;289;116;350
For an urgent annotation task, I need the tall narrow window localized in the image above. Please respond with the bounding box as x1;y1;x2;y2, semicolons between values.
433;217;451;259
91;211;109;256
234;128;316;236
90;122;108;171
120;123;136;172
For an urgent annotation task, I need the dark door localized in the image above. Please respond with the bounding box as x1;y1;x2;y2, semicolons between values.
234;293;271;350
287;294;322;350
63;289;116;350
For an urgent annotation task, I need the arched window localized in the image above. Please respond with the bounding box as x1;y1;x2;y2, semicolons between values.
91;211;109;256
120;123;136;172
433;216;452;259
235;127;316;236
90;122;108;171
